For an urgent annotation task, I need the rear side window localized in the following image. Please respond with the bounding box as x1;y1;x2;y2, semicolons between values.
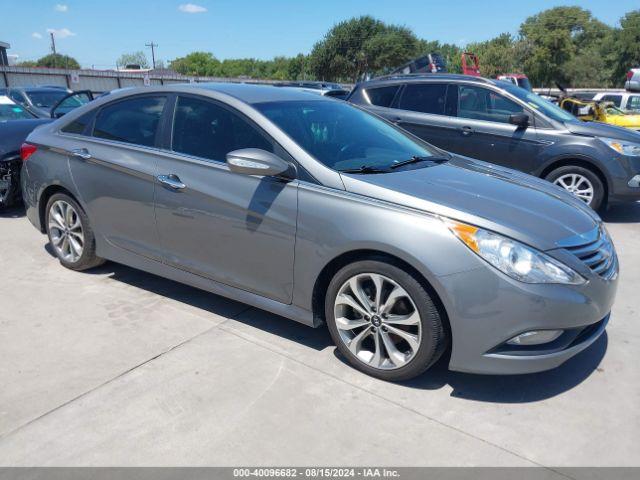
172;95;273;161
365;85;400;107
628;96;640;111
93;96;166;147
61;112;93;135
601;95;622;107
397;84;447;115
458;85;523;123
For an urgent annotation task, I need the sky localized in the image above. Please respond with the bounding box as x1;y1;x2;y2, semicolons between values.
1;0;638;69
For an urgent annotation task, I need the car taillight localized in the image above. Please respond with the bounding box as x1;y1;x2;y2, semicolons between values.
627;71;634;80
20;143;37;162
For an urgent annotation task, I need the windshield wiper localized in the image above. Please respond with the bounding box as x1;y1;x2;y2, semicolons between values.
390;155;450;169
339;165;390;174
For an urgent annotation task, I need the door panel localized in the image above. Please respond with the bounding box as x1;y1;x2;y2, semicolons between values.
154;157;298;303
375;83;460;152
154;95;298;304
68;140;163;259
66;95;167;260
394;111;460;153
449;117;545;172
453;85;546;173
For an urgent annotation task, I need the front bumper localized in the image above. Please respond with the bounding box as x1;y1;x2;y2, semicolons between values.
437;260;618;375
609;154;640;202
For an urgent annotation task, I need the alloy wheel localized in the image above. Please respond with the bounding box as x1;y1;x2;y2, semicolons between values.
333;273;422;370
553;173;594;205
48;200;84;263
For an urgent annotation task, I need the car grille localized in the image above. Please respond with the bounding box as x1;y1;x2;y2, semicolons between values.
564;228;617;280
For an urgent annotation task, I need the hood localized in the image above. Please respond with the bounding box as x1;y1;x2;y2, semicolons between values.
0;119;52;159
564;120;640;141
340;156;600;251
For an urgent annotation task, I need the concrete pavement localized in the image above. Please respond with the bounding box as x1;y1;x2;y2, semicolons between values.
0;203;638;466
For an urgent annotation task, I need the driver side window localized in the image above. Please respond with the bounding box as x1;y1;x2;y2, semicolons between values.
171;96;274;162
458;85;523;124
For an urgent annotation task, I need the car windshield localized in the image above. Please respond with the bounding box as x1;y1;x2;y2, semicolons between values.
255;100;440;172
503;84;577;123
25;90;70;109
0;98;34;120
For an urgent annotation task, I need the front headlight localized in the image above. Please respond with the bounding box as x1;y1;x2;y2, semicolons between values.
599;137;640;156
445;219;585;285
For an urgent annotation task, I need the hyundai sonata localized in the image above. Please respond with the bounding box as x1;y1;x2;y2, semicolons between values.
21;84;618;381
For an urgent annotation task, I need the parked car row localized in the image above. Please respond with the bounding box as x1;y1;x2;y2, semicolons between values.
592;91;640;112
17;82;619;381
0;88;94;210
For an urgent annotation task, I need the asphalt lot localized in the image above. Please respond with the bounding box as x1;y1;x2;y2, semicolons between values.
0;203;638;467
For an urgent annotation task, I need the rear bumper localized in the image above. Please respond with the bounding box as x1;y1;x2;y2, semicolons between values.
437;263;617;375
21;162;43;231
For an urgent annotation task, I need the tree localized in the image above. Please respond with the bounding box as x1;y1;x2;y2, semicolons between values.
465;34;525;78
287;54;310;80
164;7;640;87
416;40;462;73
309;16;421;81
519;6;612;87
117;51;150;69
170;52;220;76
611;10;640;85
29;53;81;69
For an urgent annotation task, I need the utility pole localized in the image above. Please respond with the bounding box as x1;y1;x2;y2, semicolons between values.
145;41;157;69
50;32;57;68
50;32;57;55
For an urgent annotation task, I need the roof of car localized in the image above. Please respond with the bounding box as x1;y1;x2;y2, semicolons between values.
186;82;332;104
13;86;71;93
358;73;498;87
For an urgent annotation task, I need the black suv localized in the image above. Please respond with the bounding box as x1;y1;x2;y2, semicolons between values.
348;74;640;210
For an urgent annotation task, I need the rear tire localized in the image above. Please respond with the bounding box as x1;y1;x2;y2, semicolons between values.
45;193;105;271
545;165;605;211
325;259;447;382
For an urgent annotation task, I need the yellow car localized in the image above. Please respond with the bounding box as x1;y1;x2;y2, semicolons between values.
559;97;640;131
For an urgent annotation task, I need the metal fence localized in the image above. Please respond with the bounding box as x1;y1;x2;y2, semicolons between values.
0;66;283;93
1;66;625;96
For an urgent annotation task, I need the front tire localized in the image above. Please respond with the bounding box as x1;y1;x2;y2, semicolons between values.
45;193;104;271
325;260;447;382
545;165;605;211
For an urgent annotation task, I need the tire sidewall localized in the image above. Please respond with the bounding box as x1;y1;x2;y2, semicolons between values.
545;165;605;211
325;260;444;381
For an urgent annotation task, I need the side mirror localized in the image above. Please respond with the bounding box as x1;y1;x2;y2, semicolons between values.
509;113;529;128
226;148;292;178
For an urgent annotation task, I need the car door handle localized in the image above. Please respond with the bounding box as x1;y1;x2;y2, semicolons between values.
70;148;92;160
391;117;403;124
157;174;186;190
460;126;474;136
